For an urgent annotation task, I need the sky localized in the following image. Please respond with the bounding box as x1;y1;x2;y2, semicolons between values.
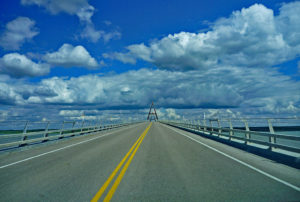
0;0;300;122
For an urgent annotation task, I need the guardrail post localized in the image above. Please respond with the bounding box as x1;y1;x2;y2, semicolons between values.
59;121;65;138
217;119;221;137
198;120;201;131
243;120;250;144
209;120;213;135
203;119;207;131
20;121;29;146
94;121;96;131
90;121;93;131
100;121;102;130
229;119;233;140
268;119;276;150
86;121;90;132
70;121;76;136
81;120;85;134
43;121;50;141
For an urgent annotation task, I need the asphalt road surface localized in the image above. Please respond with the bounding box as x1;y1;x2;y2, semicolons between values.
0;122;299;201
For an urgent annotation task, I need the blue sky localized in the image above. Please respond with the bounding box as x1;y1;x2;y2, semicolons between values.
0;0;300;121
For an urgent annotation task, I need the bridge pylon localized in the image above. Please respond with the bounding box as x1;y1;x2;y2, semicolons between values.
147;102;158;121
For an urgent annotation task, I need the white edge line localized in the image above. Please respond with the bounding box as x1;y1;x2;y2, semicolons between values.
0;124;140;169
162;124;300;192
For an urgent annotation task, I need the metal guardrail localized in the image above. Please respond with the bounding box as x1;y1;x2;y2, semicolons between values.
0;120;140;150
161;118;300;154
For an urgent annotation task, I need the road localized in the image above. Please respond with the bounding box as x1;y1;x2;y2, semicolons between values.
0;122;299;201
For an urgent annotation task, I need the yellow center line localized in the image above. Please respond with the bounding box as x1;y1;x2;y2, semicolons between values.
91;123;152;202
103;123;152;202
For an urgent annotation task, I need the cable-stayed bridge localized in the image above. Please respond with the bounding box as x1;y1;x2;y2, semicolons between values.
0;115;299;201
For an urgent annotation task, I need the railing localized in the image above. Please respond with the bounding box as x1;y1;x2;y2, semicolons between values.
0;120;140;150
161;118;300;154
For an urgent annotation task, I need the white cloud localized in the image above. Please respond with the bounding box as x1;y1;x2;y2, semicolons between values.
0;110;9;121
1;2;300;118
0;53;50;77
76;5;95;23
276;1;300;46
21;0;121;43
103;21;112;26
59;110;84;117
0;17;39;50
0;67;295;115
166;108;180;119
80;25;102;43
109;3;300;70
76;5;121;43
0;65;299;120
0;82;24;105
43;43;98;68
77;6;121;43
58;109;126;121
21;0;89;15
80;22;121;43
102;31;122;43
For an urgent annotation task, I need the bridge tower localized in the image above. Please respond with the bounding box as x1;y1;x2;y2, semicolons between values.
147;102;158;121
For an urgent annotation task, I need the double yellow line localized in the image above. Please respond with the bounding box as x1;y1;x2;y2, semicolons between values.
91;123;152;202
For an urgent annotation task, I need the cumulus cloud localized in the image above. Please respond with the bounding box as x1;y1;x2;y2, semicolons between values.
59;110;84;117
0;82;24;105
76;4;94;23
166;108;180;119
22;0;121;43
1;67;297;115
80;25;121;43
2;2;300;119
276;1;300;46
108;3;300;70
102;31;122;43
0;17;39;50
76;5;101;42
0;53;50;78
0;65;299;121
0;110;9;121
78;7;121;43
21;0;89;15
41;67;300;114
43;43;98;68
76;5;121;43
58;109;110;121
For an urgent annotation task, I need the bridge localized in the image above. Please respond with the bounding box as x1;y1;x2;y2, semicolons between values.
0;119;300;201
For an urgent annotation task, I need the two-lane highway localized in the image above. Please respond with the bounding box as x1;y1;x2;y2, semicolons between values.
0;122;299;201
0;122;149;201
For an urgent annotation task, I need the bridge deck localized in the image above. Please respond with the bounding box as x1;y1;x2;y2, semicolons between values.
0;122;299;201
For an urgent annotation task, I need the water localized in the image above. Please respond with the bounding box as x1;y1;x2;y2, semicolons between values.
274;130;300;148
229;130;300;148
279;131;300;136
